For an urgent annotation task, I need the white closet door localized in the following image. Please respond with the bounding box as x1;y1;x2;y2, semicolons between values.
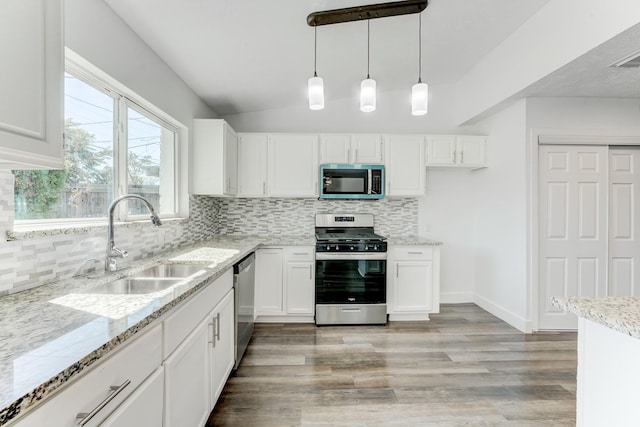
539;145;608;330
609;147;640;296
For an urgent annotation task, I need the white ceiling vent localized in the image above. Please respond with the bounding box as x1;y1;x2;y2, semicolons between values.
610;49;640;68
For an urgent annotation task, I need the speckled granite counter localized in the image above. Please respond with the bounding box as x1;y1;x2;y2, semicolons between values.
0;235;313;426
551;296;640;339
387;236;443;246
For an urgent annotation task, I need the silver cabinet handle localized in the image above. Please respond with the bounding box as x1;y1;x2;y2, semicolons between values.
262;181;266;195
214;312;221;343
309;265;312;280
346;146;350;163
396;265;399;278
293;252;309;256
341;308;362;312
355;148;359;162
208;318;216;345
453;150;457;163
76;380;131;426
461;150;464;164
408;251;423;255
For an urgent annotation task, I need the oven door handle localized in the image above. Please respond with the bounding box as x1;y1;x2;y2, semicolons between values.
315;252;387;261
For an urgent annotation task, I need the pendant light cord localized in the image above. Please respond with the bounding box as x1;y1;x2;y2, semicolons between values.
314;26;318;77
367;19;371;79
418;13;422;83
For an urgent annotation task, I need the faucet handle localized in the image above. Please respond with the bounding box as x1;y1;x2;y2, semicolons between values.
112;246;128;258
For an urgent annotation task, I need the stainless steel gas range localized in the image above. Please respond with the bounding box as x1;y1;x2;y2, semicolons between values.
314;213;387;325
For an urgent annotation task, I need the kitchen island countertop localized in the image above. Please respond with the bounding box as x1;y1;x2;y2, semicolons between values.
551;296;640;339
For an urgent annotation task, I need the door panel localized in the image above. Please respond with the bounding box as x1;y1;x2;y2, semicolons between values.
539;145;608;330
609;147;640;296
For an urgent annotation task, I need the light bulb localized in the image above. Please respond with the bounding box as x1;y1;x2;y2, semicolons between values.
308;75;325;110
411;81;428;116
360;78;376;112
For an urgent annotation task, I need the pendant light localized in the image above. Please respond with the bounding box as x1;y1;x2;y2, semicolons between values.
308;26;325;110
411;12;428;115
360;19;376;112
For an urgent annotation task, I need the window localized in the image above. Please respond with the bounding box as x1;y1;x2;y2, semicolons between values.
14;62;179;222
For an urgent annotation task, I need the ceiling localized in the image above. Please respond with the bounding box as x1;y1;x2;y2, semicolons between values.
104;0;640;117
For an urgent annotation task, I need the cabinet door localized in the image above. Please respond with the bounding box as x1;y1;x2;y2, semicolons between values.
385;135;425;196
255;248;284;315
224;125;238;195
238;133;268;197
457;135;486;166
193;119;238;196
352;134;384;163
426;135;456;165
0;0;64;169
100;367;164;427
210;289;235;407
164;319;210;427
393;261;433;312
268;134;318;197
319;134;351;164
286;261;315;315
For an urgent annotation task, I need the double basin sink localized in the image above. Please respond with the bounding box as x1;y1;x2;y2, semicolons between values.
86;263;207;295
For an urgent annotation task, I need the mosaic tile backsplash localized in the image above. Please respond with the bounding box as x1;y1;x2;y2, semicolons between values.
0;183;417;294
213;197;419;237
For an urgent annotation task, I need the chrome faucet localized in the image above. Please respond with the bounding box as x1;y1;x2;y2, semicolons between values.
106;194;162;272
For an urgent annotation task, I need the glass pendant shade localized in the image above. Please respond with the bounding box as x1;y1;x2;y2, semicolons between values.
411;81;428;116
360;78;376;112
308;75;325;110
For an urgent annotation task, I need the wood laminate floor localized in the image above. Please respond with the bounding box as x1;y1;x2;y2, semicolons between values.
207;304;577;426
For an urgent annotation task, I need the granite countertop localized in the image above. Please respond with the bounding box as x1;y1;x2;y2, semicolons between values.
551;296;640;339
0;234;314;426
387;236;443;246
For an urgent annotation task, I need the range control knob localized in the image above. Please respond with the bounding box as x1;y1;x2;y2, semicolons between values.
364;245;369;251
326;245;330;251
350;246;354;251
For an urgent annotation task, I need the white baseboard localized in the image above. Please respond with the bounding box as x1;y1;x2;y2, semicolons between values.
440;291;474;304
473;294;532;333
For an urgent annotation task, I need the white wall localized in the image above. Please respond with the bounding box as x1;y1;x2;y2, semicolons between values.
471;99;529;331
420;171;475;303
223;84;462;134
66;0;216;126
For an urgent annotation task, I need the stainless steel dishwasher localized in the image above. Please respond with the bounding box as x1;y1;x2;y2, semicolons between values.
233;252;255;370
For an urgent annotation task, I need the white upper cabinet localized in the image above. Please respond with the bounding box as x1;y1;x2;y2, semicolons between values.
426;135;486;168
268;134;318;197
237;133;268;197
319;134;384;164
384;134;425;196
0;0;64;169
192;119;238;196
351;134;384;163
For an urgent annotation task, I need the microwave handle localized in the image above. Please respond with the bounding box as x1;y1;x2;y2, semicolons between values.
367;169;372;195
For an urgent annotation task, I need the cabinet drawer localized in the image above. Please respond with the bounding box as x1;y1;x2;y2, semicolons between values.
18;324;162;427
394;247;433;260
164;269;233;358
284;246;314;262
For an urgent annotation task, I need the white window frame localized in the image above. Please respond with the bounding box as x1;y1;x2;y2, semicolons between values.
14;49;186;227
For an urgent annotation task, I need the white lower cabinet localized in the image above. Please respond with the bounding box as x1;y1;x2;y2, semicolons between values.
163;269;234;427
164;317;211;427
100;367;164;427
284;247;315;315
387;246;440;321
255;248;284;316
255;246;315;322
17;324;163;427
209;289;235;406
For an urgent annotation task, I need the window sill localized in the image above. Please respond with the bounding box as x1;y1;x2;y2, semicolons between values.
7;217;189;241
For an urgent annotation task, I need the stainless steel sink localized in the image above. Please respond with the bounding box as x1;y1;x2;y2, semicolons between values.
85;277;184;295
134;263;206;278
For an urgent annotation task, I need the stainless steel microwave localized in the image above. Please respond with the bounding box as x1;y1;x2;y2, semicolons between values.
319;164;384;199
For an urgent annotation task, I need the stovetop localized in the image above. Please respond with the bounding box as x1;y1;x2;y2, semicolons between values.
315;231;386;242
314;214;387;253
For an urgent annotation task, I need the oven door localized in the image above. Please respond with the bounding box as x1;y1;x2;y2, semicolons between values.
315;253;386;305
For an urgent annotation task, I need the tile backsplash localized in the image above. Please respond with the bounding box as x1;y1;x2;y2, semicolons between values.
0;185;418;294
213;197;419;237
